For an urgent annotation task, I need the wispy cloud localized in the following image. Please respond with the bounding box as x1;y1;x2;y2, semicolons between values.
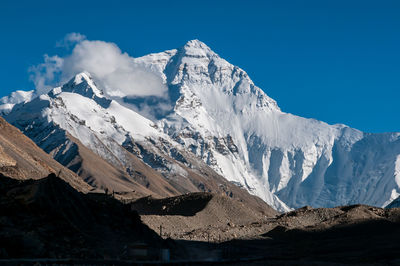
29;54;64;95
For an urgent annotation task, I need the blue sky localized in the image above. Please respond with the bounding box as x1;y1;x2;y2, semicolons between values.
1;0;399;132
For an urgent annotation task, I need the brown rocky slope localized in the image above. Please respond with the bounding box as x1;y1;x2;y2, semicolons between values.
0;117;88;191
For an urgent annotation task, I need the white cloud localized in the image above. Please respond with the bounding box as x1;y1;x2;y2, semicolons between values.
56;32;87;48
62;40;167;98
30;33;168;99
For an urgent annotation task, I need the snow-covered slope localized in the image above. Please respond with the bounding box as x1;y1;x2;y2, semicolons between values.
3;40;400;211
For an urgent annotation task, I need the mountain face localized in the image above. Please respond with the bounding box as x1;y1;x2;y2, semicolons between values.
3;40;400;211
4;72;275;211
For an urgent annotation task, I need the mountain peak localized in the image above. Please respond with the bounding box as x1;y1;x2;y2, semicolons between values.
184;39;210;49
73;72;93;85
59;72;103;99
180;39;215;59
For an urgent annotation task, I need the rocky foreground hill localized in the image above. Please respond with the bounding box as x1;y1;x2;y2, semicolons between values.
0;173;161;259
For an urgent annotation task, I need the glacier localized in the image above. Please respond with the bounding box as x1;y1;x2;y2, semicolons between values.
3;40;400;211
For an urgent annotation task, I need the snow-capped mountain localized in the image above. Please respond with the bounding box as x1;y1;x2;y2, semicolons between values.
3;40;400;211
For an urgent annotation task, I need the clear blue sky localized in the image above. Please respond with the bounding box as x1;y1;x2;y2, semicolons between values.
1;0;399;133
